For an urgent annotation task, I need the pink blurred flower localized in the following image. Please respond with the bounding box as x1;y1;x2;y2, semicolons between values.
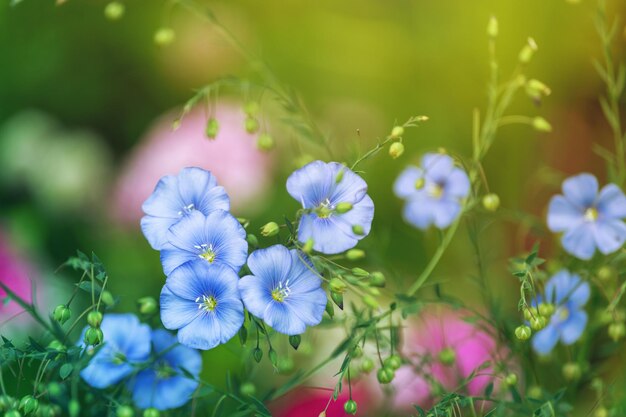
111;104;273;225
270;382;372;417
0;231;35;322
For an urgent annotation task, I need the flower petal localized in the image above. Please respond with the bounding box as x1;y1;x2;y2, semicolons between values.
297;214;358;254
444;168;470;198
432;199;462;229
393;166;424;199
141;175;183;218
239;274;274;318
177;314;222;350
263;301;307;335
141;215;177;250
246;245;292;288
329;194;374;240
561;223;596;260
559;310;587;345
128;369;159;408
160;245;198;276
597;184;626;219
531;324;559;355
328;162;368;205
160;286;201;330
285;288;327;327
594;219;626;255
422;153;454;183
402;198;435;230
80;348;134;389
286;160;334;208
547;195;583;233
562;173;598;208
202;210;248;272
166;210;208;253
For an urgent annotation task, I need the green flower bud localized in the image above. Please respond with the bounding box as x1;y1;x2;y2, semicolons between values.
390;126;404;139
4;410;21;417
101;290;115;307
362;295;379;309
343;400;357;415
335;202;353;214
377;366;395;384
351;267;369;277
205;118;219;139
597;266;616;282
351;345;363;358
18;395;38;415
414;177;425;189
104;2;125;20
302;238;314;254
530;316;547;331
47;340;66;353
384;354;402;370
515;325;532;341
523;308;534;322
68;400;80;417
143;408;160;417
608;322;626;341
352;224;365;235
346;249;365;261
153;28;175;47
260;222;280;237
538;303;555;317
438;347;456;365
53;305;71;325
389;142;404;159
84;327;104;346
47;382;63;398
525;79;551;100
246;234;259;247
594;407;609;417
482;193;500;212
504;373;518;386
240;382;256;396
0;396;17;411
369;271;386;288
244;101;260;116
244;117;259;134
331;291;344;310
360;357;374;373
329;278;347;294
487;16;498;38
87;311;103;328
137;297;157;315
256;133;274;151
532;117;552;132
116;405;134;417
518;37;537;64
527;385;542;399
562;362;581;381
253;347;263;363
277;356;295;374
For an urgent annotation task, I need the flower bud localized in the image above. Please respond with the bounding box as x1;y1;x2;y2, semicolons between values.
414;177;425;189
482;193;500;211
240;382;256;396
351;267;369;277
53;305;71;325
116;405;134;417
487;16;498;38
377;366;395;384
538;303;554;317
68;400;80;417
244;101;260;116
369;271;386;287
389;142;404;159
384;354;402;370
525;79;551;100
515;325;532;341
532;117;552;132
438;347;456;365
352;225;365;235
101;290;115;307
205;118;219;139
362;295;379;309
597;266;616;282
562;362;581;381
48;340;66;353
277;357;295;374
608;322;626;341
19;395;38;415
246;234;259;247
47;382;62;398
137;297;157;315
260;222;280;237
518;37;537;64
302;238;314;254
351;345;363;358
143;409;160;417
153;28;175;47
346;249;365;261
104;2;125;20
329;278;347;294
527;385;542;398
256;133;274;151
253;347;263;363
4;410;21;417
331;292;344;310
530;316;547;331
594;407;609;417
390;126;404;139
244;117;259;134
504;373;518;386
344;400;357;415
335;202;353;214
87;311;103;328
360;357;374;373
84;327;104;346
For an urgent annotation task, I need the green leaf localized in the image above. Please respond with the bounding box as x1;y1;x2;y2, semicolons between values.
60;363;73;379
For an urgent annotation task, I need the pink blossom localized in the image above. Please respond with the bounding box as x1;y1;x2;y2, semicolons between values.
0;231;34;321
111;104;273;225
270;382;372;417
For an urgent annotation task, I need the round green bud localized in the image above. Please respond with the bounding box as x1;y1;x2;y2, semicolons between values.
438;347;456;366
260;222;280;237
525;79;551;99
343;400;357;415
515;325;532;341
377;366;395;384
487;16;498;38
527;385;542;399
0;396;16;411
532;117;552;132
47;382;62;398
101;290;115;307
137;297;157;315
597;266;615;282
390;126;404;139
530;316;547;331
562;362;581;381
277;357;295;374
68;400;80;417
384;354;403;370
608;322;626;342
154;28;175;47
346;249;365;261
116;405;134;417
360;357;374;373
351;267;369;277
369;271;386;288
362;295;379;309
351;345;363;358
329;278;347;294
4;410;21;417
518;37;537;64
240;382;256;396
47;340;65;352
244;101;260;116
244;117;260;134
256;133;274;151
389;142;404;159
335;202;353;214
302;238;314;254
84;327;104;346
143;408;160;417
205;118;219;139
87;311;103;328
538;303;555;317
18;395;38;415
53;305;71;324
104;2;125;20
504;373;518;386
352;224;365;235
523;308;534;322
414;177;425;189
482;193;500;212
594;407;609;417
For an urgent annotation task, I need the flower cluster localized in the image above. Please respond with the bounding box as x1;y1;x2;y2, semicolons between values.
80;314;202;411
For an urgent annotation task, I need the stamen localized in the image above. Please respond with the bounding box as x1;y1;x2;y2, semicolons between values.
177;203;196;216
427;183;444;199
196;295;218;312
195;243;216;263
271;280;292;302
315;198;335;219
584;207;598;222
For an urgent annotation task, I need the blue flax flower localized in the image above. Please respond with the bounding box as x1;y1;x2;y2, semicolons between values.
128;329;201;410
394;153;470;230
532;270;590;355
238;245;327;335
286;161;374;254
160;261;244;350
160;210;247;275
141;167;230;250
80;314;151;389
547;173;626;260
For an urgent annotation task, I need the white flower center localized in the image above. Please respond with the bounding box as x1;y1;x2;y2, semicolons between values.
195;243;216;263
315;198;335;219
272;280;291;302
584;207;598;222
196;295;218;312
178;203;195;216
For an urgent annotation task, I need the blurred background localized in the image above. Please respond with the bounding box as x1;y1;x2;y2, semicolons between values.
1;0;625;415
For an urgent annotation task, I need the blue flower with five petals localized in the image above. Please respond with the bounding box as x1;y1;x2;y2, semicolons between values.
547;173;626;260
141;167;230;250
160;261;244;350
286;161;374;254
238;245;327;335
394;153;470;230
531;270;590;355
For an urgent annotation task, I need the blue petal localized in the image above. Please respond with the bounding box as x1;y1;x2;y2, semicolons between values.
287;249;323;294
568;279;590;308
393;166;424;199
422;153;454;183
141;215;177;251
531;324;559;355
153;375;198;410
559;310;587;345
166;210;209;254
100;314;152;362
142;175;183;218
597;184;626;219
80;347;134;389
202;210;248;272
330;194;374;240
297;213;358;254
160;286;201;330
561;223;596;260
160;244;198;276
286;160;334;208
432;198;462;229
402;198;435;230
239;274;274;318
328;162;368;205
177;309;235;350
152;329;202;377
547;195;583;232
129;370;159;409
246;245;293;289
285;288;327;327
594;219;626;255
177;167;230;214
562;173;598;208
263;301;307;335
444;168;470;198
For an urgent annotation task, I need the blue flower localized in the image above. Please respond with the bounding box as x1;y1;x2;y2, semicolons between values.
547;173;626;260
141;167;230;250
160;210;248;275
160;261;244;350
286;161;374;255
128;329;201;410
238;245;327;335
80;314;151;389
394;153;470;230
531;270;590;355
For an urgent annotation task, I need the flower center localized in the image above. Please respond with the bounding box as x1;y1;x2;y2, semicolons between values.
195;244;216;263
557;306;570;322
584;207;598;222
155;361;176;379
196;294;218;312
271;280;291;302
178;203;195;216
111;352;126;365
315;198;335;219
427;183;444;199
